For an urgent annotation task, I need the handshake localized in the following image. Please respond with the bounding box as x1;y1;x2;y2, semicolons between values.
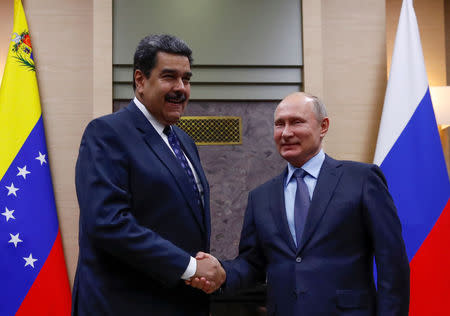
185;252;226;294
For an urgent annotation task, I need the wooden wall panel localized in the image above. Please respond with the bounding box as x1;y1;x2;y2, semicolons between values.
0;0;13;84
302;0;324;98
21;0;112;286
303;0;386;163
94;0;113;117
23;0;94;285
387;0;447;86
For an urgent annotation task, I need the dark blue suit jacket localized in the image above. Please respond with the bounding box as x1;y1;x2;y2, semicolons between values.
72;101;210;316
222;155;410;316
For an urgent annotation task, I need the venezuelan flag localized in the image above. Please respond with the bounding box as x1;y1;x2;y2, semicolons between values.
0;0;71;314
374;0;450;314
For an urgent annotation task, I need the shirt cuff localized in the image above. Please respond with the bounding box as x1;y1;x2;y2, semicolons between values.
180;256;197;280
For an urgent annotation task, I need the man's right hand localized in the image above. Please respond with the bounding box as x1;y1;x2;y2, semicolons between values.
185;252;226;294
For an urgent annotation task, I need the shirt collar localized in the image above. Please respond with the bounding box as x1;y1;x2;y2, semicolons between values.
133;96;166;136
285;149;325;187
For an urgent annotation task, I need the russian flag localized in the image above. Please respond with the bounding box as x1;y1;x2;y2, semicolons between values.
0;1;71;315
374;0;450;315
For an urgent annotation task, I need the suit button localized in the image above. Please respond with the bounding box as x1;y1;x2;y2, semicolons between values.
296;257;302;263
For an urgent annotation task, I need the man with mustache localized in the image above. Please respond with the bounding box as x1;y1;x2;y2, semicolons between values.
72;34;224;316
191;92;410;316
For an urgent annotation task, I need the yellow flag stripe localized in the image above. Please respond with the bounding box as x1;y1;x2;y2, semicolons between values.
0;0;42;180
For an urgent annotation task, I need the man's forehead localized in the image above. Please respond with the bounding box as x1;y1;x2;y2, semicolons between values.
275;98;313;115
160;68;192;76
155;52;190;67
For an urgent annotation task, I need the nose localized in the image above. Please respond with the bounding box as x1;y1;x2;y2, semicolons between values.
282;125;293;137
173;78;186;91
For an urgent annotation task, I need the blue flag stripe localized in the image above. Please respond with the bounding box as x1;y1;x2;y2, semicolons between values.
380;88;450;261
0;116;59;315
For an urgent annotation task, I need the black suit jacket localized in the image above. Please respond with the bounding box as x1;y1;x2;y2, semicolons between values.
72;101;210;316
223;155;410;316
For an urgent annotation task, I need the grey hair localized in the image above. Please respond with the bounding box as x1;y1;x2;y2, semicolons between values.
304;92;328;121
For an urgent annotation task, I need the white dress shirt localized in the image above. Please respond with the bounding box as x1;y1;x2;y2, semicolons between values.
134;97;197;280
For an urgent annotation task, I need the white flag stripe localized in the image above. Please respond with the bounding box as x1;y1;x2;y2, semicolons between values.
373;0;428;165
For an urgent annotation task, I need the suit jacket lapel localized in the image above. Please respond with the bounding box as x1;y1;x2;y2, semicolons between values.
269;169;297;253
127;102;206;233
297;155;342;253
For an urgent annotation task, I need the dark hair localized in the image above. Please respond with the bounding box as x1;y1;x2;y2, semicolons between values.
132;34;193;90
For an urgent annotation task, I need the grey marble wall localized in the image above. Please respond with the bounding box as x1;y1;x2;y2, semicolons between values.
186;101;285;260
113;100;286;259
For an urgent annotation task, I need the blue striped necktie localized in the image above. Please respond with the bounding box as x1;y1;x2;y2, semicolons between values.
294;169;310;247
163;126;203;210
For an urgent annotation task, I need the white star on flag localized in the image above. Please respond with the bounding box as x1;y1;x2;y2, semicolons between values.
5;183;19;197
9;233;23;248
35;151;47;165
1;207;15;221
23;253;38;268
17;165;31;179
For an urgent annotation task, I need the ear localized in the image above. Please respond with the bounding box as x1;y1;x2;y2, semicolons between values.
320;117;329;138
134;69;145;93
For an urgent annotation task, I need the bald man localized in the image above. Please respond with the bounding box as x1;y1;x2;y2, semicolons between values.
192;92;410;316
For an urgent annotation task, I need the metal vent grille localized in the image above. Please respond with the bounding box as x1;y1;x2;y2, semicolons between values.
176;116;242;145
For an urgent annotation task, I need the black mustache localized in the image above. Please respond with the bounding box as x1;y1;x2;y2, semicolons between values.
165;93;186;103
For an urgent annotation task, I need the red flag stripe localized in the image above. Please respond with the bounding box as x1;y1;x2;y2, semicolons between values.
15;230;71;316
409;199;450;316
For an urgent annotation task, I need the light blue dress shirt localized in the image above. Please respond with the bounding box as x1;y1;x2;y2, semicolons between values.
284;149;325;246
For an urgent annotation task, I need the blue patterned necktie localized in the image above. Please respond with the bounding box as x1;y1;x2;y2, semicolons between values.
294;169;310;247
163;126;203;210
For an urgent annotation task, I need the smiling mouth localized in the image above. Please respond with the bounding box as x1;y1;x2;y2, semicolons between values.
165;93;186;104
